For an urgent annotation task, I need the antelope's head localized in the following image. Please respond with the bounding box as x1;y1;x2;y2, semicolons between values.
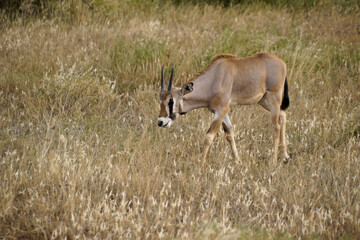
157;67;186;128
158;68;194;128
158;67;177;128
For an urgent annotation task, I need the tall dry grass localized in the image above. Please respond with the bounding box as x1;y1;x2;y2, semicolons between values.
0;1;359;239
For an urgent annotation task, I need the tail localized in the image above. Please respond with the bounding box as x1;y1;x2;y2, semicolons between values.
280;77;289;111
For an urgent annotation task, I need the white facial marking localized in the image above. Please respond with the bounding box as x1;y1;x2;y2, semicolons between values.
158;117;172;128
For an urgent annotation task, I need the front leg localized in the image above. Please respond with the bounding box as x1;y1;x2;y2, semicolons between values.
199;108;229;167
222;114;240;163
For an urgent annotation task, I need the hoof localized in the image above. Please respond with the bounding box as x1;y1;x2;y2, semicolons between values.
198;160;205;168
283;155;291;164
234;156;242;165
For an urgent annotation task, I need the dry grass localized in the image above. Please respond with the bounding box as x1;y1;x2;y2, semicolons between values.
0;1;359;239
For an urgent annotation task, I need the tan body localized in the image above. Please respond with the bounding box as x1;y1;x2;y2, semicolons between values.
158;53;290;166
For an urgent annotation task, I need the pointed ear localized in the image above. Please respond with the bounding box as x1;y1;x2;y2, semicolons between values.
181;82;193;96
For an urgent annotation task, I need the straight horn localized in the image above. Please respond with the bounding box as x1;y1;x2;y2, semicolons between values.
168;68;174;93
161;66;164;92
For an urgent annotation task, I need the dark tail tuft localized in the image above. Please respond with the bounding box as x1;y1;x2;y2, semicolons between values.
280;77;289;111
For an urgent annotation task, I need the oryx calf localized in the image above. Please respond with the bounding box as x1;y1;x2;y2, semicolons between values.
158;53;290;167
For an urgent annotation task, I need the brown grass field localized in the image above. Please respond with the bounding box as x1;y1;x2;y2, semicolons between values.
0;0;359;239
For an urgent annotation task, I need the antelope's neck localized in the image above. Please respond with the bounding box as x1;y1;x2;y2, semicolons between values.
180;95;208;113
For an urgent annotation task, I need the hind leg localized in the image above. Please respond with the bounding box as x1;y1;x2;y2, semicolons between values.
258;92;281;163
270;106;281;163
222;114;240;163
280;110;290;162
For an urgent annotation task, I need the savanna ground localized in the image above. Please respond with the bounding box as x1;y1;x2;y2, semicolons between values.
0;0;359;239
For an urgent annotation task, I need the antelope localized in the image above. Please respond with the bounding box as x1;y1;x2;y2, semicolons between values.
158;53;290;167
